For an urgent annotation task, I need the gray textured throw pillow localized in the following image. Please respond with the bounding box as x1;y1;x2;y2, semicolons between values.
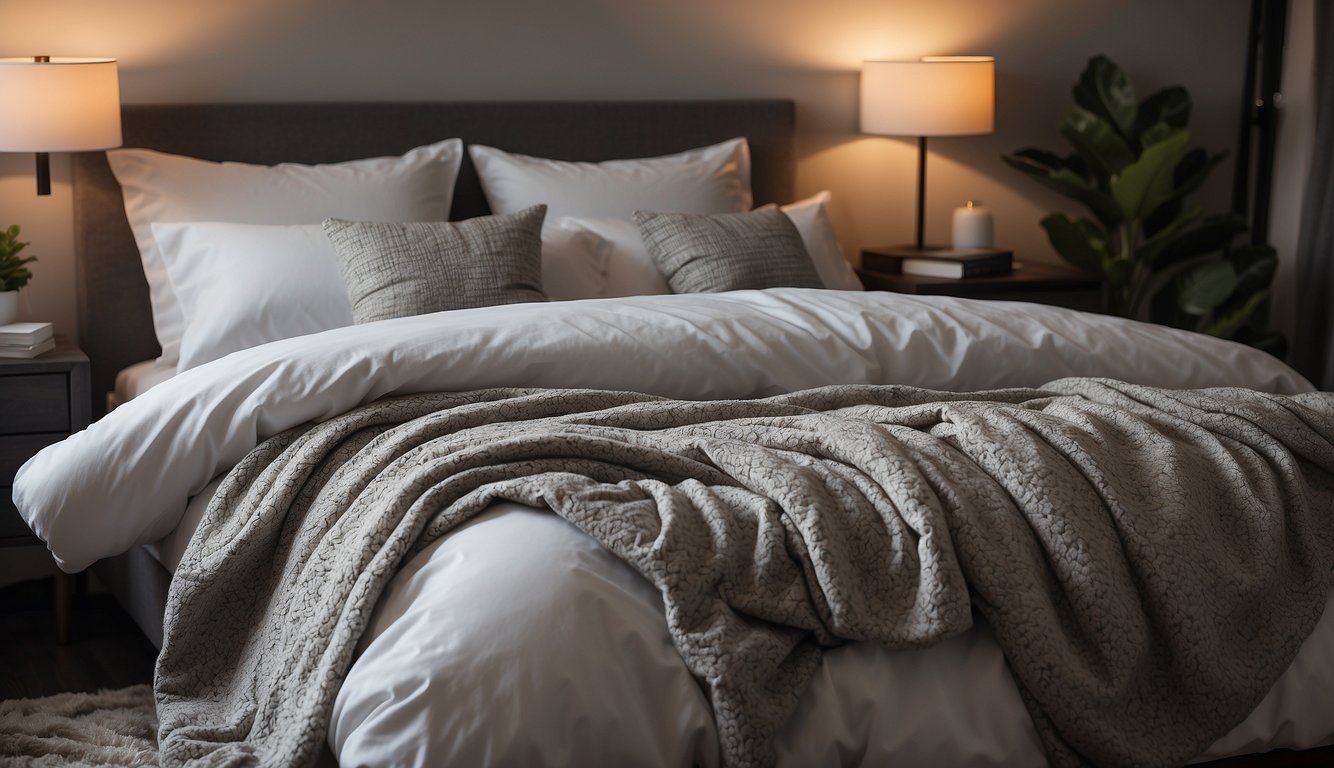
323;205;548;323
632;208;822;293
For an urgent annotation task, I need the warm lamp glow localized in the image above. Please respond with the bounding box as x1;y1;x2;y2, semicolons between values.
860;56;994;137
860;56;995;252
0;58;121;151
0;57;122;195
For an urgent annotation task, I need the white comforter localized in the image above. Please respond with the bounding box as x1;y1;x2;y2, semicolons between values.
14;288;1329;766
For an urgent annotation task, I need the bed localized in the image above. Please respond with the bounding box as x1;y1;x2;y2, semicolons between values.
12;100;1334;767
68;100;801;650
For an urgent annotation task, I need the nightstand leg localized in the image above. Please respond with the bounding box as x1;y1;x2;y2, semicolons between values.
54;570;73;644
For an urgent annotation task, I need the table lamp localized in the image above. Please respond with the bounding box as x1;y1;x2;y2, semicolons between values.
861;56;995;253
0;57;122;195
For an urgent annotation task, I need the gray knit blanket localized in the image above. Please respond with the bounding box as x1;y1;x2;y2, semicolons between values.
154;379;1334;768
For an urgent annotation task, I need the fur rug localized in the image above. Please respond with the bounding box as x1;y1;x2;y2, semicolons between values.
0;685;157;766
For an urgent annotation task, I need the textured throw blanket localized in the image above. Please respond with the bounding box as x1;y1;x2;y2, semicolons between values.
155;379;1334;768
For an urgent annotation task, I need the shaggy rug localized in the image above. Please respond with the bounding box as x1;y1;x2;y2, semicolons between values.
0;685;157;766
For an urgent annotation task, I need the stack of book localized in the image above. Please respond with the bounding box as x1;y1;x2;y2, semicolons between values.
863;247;1014;279
0;322;55;359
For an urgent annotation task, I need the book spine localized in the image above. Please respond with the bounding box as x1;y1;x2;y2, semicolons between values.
900;259;1013;279
959;262;1005;277
861;252;905;274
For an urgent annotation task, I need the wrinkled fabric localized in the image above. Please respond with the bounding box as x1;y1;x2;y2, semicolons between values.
16;288;1313;574
155;381;1334;768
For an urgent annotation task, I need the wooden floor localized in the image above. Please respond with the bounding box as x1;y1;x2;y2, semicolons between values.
0;575;158;701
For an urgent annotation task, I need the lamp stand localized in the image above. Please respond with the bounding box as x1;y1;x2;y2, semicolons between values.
915;135;927;251
36;152;50;196
34;57;51;196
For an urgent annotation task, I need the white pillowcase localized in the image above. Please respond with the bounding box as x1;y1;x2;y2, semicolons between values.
557;192;862;298
153;222;354;372
469;138;753;220
555;217;671;298
109;139;464;365
778;191;863;291
541;224;612;301
153;219;613;371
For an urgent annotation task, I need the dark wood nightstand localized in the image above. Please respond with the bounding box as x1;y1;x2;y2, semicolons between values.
858;253;1105;313
1;340;91;642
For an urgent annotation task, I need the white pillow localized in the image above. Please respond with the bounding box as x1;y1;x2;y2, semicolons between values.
152;222;354;371
154;219;612;371
556;217;671;298
778;191;863;291
469;138;753;220
109;139;464;365
541;224;612;301
558;192;862;298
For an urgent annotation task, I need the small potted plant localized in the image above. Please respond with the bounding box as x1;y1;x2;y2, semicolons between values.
0;224;36;325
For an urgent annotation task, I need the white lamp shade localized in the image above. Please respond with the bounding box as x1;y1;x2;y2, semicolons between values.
861;56;995;137
0;57;121;152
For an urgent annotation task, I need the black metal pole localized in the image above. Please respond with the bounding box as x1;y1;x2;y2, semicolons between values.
1233;0;1263;217
1252;0;1289;243
916;135;927;250
36;152;50;196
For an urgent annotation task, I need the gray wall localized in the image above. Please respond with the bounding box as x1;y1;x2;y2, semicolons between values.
0;0;1256;343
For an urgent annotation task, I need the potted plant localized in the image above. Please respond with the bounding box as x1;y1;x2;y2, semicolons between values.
0;224;36;325
1003;55;1285;356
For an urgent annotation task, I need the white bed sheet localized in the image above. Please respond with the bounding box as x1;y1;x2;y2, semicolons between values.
331;503;1334;767
109;358;178;411
19;289;1326;766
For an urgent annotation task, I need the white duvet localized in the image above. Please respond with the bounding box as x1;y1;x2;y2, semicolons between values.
13;288;1331;766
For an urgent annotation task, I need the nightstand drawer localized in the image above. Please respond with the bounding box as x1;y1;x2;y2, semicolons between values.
0;494;38;543
0;434;64;484
0;373;70;434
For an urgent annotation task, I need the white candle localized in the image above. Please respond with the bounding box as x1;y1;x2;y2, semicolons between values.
952;200;994;249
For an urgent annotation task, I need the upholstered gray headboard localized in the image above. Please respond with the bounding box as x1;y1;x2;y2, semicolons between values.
71;100;796;417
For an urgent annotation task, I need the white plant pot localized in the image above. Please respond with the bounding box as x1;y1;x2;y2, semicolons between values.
0;291;16;325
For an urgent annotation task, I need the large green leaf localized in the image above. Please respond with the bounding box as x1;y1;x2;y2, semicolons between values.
1061;108;1137;178
1176;259;1237;316
1170;149;1225;200
1040;213;1108;273
1136;149;1224;238
1133;86;1191;140
1001;152;1124;228
1152;213;1247;269
1228;244;1278;297
1111;130;1190;220
1136;205;1200;264
1138;121;1176;149
1202;289;1269;339
1142;197;1184;239
1005;147;1094;179
1073;55;1138;138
